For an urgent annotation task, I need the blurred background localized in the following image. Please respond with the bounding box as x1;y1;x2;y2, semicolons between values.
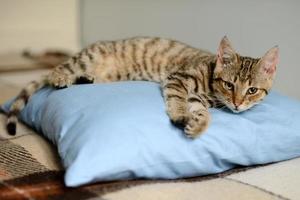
0;0;299;100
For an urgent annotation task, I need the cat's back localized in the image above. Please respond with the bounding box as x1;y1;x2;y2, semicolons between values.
94;36;212;59
91;36;213;82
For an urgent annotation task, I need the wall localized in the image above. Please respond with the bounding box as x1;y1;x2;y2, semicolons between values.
0;0;80;53
81;0;300;100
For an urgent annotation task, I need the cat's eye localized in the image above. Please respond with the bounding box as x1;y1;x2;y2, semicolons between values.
223;81;234;91
247;87;258;95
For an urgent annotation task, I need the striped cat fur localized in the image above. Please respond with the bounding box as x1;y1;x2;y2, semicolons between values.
6;36;279;138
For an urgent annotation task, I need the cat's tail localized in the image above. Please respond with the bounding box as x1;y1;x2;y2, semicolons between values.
6;78;47;135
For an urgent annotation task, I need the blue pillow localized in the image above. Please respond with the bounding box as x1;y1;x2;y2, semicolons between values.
2;82;300;187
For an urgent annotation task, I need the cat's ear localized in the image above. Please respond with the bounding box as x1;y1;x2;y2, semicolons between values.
259;46;279;77
216;36;237;72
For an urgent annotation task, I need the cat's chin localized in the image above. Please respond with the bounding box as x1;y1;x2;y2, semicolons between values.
231;109;243;114
226;105;250;114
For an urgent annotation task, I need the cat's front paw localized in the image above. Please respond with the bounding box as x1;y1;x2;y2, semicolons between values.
184;112;210;138
170;115;189;128
168;110;189;129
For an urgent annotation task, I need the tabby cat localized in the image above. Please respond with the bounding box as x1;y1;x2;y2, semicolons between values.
6;36;279;138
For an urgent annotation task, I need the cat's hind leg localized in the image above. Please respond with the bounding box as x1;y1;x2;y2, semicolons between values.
48;64;77;88
48;48;96;88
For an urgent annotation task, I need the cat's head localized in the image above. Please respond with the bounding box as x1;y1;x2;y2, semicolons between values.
212;36;279;113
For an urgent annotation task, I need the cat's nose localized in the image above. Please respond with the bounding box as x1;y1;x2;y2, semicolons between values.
234;102;242;110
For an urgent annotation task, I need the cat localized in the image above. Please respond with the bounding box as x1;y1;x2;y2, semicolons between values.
6;36;279;138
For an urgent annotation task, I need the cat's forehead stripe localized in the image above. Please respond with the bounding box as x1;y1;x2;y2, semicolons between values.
233;75;238;82
238;56;259;82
